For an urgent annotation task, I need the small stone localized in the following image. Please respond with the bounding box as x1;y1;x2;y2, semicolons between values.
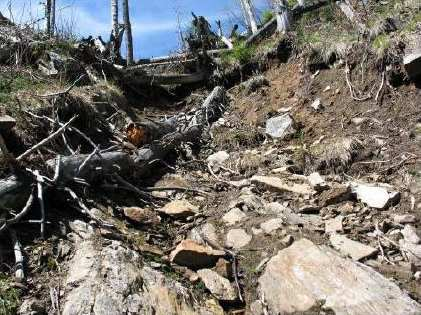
197;269;237;301
222;208;247;226
319;184;351;207
330;233;377;261
394;214;417;225
157;200;198;219
260;218;284;234
281;235;294;247
251;176;314;195
307;172;329;192
225;229;252;249
311;98;323;111
401;225;421;244
415;271;421;281
323;86;331;92
170;240;225;269
265;114;297;139
123;207;160;225
325;216;344;234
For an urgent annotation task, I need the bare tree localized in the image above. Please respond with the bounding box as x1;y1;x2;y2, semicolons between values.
111;0;120;59
122;0;134;65
273;0;290;33
45;0;51;35
240;0;258;34
50;0;56;36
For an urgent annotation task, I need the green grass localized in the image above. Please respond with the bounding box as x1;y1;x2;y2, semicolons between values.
0;275;20;315
0;73;45;104
221;41;256;65
372;34;391;56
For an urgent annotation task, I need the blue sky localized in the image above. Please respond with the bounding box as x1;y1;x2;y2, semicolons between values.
0;0;270;58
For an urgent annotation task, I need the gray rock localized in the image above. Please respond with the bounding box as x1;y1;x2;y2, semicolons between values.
265;114;297;139
197;269;237;301
394;214;417;225
281;235;294;247
207;151;230;171
330;233;377;261
222;208;247;225
229;193;264;212
225;229;252;249
19;298;45;315
260;218;284;234
240;75;269;95
258;239;421;315
352;183;400;209
401;225;421;244
404;33;421;79
325;216;344;234
251;176;314;195
311;98;324;111
307;172;329;191
189;223;220;246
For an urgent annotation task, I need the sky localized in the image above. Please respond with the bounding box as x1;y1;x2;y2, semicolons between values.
0;0;270;59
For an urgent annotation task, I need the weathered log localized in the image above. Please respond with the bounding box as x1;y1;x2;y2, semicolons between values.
49;87;226;182
126;71;207;86
0;176;30;211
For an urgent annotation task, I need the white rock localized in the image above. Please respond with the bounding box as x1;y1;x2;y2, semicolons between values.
352;183;400;209
251;176;314;195
281;235;294;247
258;239;421;315
197;269;237;301
311;98;323;111
225;229;252;249
325;216;344;234
157;200;198;219
330;233;377;261
265;114;297;139
307;172;328;191
260;218;284;234
401;225;421;244
207;151;230;170
394;214;417;225
222;208;247;226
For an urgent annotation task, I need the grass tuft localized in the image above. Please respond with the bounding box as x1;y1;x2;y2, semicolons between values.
0;275;20;315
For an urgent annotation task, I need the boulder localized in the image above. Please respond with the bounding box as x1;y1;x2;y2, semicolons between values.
251;176;314;195
265;114;297;139
170;240;225;269
258;239;421;315
329;233;377;261
197;269;237;301
157;200;198;219
352;183;400;209
222;208;247;226
225;229;252;249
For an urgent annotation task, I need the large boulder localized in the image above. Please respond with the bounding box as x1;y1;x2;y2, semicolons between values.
258;239;421;315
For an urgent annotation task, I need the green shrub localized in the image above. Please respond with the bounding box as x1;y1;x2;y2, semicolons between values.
261;10;274;25
0;275;20;315
221;41;256;65
372;34;391;56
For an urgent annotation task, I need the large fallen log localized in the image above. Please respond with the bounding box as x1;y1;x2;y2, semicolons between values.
49;86;226;183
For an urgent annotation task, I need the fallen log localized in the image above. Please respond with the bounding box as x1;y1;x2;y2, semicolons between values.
126;71;207;86
49;86;227;182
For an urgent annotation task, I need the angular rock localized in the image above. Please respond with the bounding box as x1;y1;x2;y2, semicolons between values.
394;214;417;225
225;229;252;249
207;151;230;171
123;207;160;225
214;258;233;279
399;239;421;267
325;216;343;234
222;208;247;226
189;223;219;246
401;225;421;244
352;183;400;209
157;200;198;219
258;239;421;315
330;233;377;261
265;114;297;139
170;240;225;269
251;176;314;195
197;269;237;301
240;75;269;95
229;193;264;212
307;172;329;192
260;218;284;234
319;184;351;207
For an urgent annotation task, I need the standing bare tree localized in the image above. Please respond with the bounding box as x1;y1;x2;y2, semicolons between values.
122;0;134;65
273;0;290;33
240;0;258;34
50;0;56;36
111;0;120;59
45;0;51;35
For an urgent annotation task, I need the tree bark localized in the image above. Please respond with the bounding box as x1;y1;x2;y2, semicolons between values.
111;0;120;59
45;0;51;36
241;0;258;34
122;0;134;65
273;0;291;33
50;0;56;36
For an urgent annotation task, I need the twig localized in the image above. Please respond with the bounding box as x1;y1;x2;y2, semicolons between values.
375;71;385;102
9;229;24;281
114;175;151;199
36;74;86;98
0;192;35;234
16;115;78;161
77;147;99;175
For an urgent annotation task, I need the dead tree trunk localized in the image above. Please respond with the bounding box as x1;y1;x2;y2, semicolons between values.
122;0;134;65
241;0;258;34
45;0;51;36
273;0;290;33
50;0;56;36
111;0;120;60
216;20;234;49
